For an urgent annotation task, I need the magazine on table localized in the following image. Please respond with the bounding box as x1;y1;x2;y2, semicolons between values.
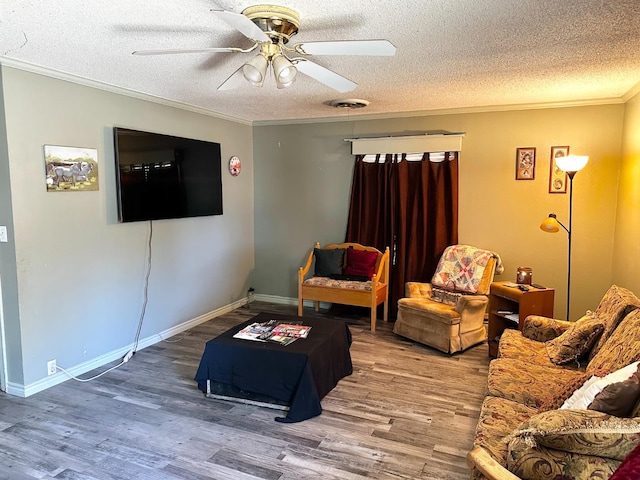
270;323;311;339
267;334;299;346
233;319;311;345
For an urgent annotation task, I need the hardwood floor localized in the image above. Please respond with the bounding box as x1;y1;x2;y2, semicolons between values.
0;302;490;479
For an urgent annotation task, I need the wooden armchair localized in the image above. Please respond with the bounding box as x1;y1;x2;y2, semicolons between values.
298;242;390;331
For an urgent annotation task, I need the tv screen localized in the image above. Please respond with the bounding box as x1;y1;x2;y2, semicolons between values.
113;127;223;223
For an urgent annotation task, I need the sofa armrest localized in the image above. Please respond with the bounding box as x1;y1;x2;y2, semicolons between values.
467;447;521;480
521;315;573;342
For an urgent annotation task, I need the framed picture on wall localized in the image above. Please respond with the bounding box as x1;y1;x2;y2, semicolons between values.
44;145;99;192
549;146;570;193
515;147;536;180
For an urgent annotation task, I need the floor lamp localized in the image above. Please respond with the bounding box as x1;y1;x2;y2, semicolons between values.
540;155;588;321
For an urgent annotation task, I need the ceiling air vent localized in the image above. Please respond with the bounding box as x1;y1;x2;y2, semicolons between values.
327;98;370;109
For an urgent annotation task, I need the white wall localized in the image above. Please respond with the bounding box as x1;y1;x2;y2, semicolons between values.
0;66;254;393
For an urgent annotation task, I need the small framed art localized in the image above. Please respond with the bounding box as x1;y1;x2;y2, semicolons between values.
515;147;536;180
549;146;570;193
44;145;99;192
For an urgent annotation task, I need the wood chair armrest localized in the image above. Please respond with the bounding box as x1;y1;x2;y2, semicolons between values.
371;247;389;286
467;447;521;480
299;241;320;282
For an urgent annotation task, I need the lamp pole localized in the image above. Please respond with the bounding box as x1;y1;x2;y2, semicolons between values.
541;154;588;321
566;171;576;321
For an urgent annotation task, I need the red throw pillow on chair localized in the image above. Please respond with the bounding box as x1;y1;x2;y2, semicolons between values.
344;248;378;279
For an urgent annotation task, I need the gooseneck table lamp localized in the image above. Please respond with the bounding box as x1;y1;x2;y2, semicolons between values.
540;155;589;321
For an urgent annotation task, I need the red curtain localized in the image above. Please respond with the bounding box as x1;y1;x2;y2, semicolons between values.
345;152;459;318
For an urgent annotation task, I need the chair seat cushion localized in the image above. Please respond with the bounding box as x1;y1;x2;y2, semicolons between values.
397;297;460;322
303;277;374;291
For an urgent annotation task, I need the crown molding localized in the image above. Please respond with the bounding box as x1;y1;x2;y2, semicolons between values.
2;56;633;128
622;80;640;102
0;57;252;126
252;97;627;126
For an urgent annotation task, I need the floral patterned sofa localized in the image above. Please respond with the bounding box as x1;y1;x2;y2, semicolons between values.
467;285;640;480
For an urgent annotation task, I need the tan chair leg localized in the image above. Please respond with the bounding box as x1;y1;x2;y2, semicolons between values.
371;306;377;332
383;300;388;322
298;297;303;317
314;301;319;312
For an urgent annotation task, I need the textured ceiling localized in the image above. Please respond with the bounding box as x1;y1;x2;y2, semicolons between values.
2;0;640;124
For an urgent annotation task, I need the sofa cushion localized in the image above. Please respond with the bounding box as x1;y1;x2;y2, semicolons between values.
313;248;345;277
562;362;640;414
473;395;537;470
509;409;640;461
497;329;556;367
545;315;604;366
588;285;640;362
488;358;585;409
588;367;640;417
537;372;593;411
344;248;378;279
506;410;640;480
508;436;621;480
588;309;640;374
522;315;573;342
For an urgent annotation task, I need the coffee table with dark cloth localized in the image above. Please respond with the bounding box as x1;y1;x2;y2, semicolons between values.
194;312;353;423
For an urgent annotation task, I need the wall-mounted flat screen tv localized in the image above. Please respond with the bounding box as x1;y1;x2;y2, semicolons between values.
113;127;223;223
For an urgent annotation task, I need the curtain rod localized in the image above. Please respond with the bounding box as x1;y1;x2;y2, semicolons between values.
343;132;465;142
345;133;466;155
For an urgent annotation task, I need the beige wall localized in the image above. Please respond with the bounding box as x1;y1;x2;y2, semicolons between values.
253;105;625;319
613;92;640;290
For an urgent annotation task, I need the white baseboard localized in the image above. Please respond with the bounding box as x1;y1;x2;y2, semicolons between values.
13;298;247;398
254;294;331;311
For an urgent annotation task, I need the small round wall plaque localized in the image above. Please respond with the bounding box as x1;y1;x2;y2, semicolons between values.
229;156;241;176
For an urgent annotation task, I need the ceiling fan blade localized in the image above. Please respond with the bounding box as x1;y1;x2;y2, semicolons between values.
217;65;247;91
211;10;270;43
133;47;242;56
294;39;396;56
294;60;357;93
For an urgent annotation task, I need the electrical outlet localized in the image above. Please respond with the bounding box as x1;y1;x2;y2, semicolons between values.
0;226;7;243
47;359;57;376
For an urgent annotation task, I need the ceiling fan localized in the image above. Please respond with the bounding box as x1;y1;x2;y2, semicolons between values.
132;4;396;92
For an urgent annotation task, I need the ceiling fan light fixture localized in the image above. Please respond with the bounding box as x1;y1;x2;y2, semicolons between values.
272;54;297;89
242;53;269;86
